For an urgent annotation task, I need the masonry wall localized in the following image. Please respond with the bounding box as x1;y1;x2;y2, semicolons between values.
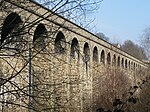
0;0;149;112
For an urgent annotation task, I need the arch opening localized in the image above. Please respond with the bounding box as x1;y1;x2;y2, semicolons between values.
83;42;90;63
93;46;98;62
107;52;111;65
1;12;23;47
136;64;138;70
101;50;105;64
129;61;131;70
125;59;128;69
70;38;79;59
121;58;124;68
83;42;90;73
113;55;116;66
54;31;66;54
117;56;120;67
134;63;136;70
131;62;133;70
33;23;47;50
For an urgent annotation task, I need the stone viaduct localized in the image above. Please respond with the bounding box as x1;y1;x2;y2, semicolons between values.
0;0;149;112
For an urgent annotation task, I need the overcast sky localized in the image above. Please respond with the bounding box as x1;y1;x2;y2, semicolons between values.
91;0;150;44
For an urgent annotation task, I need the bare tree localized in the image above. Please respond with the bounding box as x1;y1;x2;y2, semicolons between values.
0;0;102;111
140;27;150;60
92;66;130;111
36;0;102;31
1;1;149;112
121;40;147;60
92;64;150;112
96;32;110;42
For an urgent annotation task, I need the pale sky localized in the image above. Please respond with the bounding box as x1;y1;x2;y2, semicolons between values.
92;0;150;44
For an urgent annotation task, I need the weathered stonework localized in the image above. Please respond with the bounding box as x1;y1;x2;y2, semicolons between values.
0;0;149;112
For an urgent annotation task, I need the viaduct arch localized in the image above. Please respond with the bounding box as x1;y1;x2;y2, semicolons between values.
0;1;148;70
0;0;149;112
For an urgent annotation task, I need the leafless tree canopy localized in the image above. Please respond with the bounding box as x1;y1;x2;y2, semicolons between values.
141;27;150;60
0;0;149;112
36;0;102;29
0;0;103;111
121;40;147;60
